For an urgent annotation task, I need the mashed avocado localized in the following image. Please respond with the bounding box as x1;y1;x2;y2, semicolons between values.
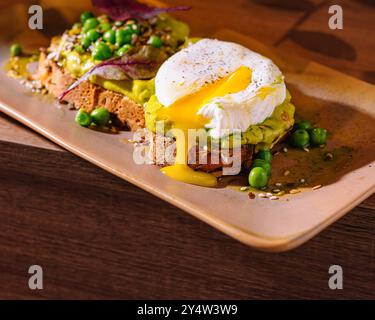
58;14;189;105
91;75;155;104
145;92;295;149
64;51;96;78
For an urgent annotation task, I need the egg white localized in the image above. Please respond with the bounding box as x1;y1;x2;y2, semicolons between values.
155;39;286;139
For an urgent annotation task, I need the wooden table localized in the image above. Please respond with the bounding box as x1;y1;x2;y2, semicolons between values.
0;0;374;299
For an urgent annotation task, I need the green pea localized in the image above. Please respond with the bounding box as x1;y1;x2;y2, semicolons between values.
252;159;271;177
116;29;132;46
294;120;312;131
256;150;272;163
103;30;116;44
75;109;92;127
83;17;99;32
290;129;310;148
147;35;163;48
99;22;112;32
81;36;92;49
125;23;141;35
309;127;327;146
91;107;110;126
86;29;101;42
92;43;112;61
248;167;268;188
10;43;22;57
116;44;133;56
80;11;94;24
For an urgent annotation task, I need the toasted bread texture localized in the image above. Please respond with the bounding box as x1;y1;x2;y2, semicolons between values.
37;52;145;131
143;132;253;174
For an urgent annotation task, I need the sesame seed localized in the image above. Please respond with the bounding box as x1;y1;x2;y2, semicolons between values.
289;189;301;194
283;147;288;153
272;189;280;193
270;196;279;200
276;191;286;196
257;193;266;199
312;185;322;190
324;152;334;161
275;182;283;187
266;192;273;198
300;178;306;184
303;147;310;152
284;170;290;176
240;186;249;192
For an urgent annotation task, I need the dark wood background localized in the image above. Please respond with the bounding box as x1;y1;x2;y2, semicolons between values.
0;0;374;299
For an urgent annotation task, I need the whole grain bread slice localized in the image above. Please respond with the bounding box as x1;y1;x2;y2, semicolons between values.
37;52;145;131
37;52;253;174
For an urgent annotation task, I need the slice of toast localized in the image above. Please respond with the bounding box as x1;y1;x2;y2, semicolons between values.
37;53;253;174
145;132;253;174
37;52;145;131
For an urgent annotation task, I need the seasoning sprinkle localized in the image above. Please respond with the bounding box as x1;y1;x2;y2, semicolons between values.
300;178;306;184
303;147;310;152
312;185;322;190
258;193;267;198
275;182;283;187
289;189;301;194
324;152;334;161
266;192;273;198
270;196;279;200
240;186;249;192
272;189;280;193
284;170;290;176
283;147;288;153
276;191;286;196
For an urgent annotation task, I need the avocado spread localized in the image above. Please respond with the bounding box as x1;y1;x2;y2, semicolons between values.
144;92;295;149
55;13;189;105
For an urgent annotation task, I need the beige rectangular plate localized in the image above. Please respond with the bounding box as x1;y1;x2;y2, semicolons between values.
1;25;375;251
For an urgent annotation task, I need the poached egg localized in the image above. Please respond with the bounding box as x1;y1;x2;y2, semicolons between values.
153;39;287;187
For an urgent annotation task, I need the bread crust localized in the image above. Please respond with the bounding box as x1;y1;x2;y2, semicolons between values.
37;52;145;131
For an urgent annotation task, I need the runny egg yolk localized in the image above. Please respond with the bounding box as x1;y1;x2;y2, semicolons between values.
159;66;252;187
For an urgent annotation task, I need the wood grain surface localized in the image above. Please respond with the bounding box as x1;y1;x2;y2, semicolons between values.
0;0;375;299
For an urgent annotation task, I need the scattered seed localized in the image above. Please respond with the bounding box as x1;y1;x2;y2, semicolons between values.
258;193;267;198
276;190;286;196
303;147;310;152
270;196;279;200
319;144;326;148
284;170;290;176
240;186;249;192
289;189;301;194
266;192;273;198
324;152;334;161
300;178;306;184
248;192;256;199
283;147;288;153
275;182;283;187
312;184;322;190
260;186;267;190
272;189;281;193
